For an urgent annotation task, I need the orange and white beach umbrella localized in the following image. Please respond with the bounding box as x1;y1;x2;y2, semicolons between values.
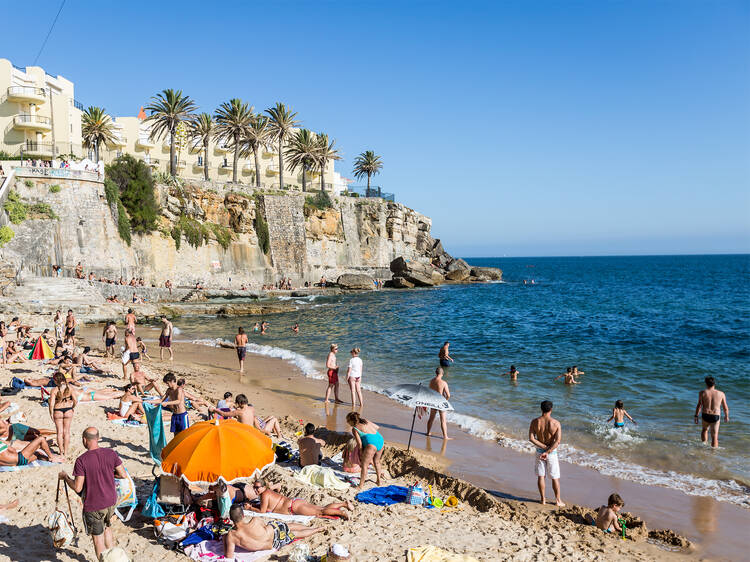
161;419;275;484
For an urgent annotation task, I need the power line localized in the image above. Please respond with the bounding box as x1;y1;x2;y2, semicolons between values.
33;0;67;66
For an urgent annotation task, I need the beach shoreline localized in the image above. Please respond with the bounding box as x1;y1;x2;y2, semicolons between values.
86;325;747;560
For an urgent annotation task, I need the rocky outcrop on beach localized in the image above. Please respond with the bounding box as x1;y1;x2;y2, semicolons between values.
387;254;502;288
336;273;375;290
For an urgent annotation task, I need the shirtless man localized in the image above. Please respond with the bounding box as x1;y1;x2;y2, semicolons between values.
694;376;729;448
160;373;189;434
64;309;77;346
130;363;162;397
323;344;343;404
102;322;117;357
74;262;83;279
159;316;174;361
224;504;322;558
125;309;136;334
0;434;63;466
298;423;325;467
528;400;564;506
122;328;139;379
554;367;578;385
235;327;248;373
248;480;353;519
209;394;282;438
426;367;452;440
438;341;453;369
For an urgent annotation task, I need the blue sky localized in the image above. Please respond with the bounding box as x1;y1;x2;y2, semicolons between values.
2;1;748;256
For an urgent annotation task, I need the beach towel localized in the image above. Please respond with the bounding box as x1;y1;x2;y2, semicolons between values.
407;545;480;562
144;402;168;464
0;459;57;472
242;511;314;525
184;539;275;561
294;465;350;491
355;485;409;506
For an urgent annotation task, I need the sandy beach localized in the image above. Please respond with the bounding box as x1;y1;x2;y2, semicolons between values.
0;322;718;561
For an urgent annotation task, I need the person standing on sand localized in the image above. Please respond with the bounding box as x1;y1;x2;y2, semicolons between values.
64;309;77;346
235;327;248;372
528;400;565;507
694;376;729;448
438;341;453;369
122;328;139;379
159;315;174;361
125;308;136;334
347;347;364;408
54;310;64;343
102;321;117;357
59;427;127;560
324;344;343;404
426;367;452;440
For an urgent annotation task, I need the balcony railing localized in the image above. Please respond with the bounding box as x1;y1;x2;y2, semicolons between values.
74;100;84;111
21;141;55;156
14;114;51;128
7;86;46;100
346;186;394;202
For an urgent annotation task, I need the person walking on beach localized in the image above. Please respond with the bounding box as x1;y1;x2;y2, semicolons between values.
64;309;77;345
59;427;127;559
125;308;136;334
102;321;117;357
235;327;248;372
607;400;636;428
324;344;343;404
438;341;453;369
426;367;452;440
694;376;729;448
529;400;565;506
122;328;139;379
54;310;64;343
159;316;174;361
347;347;364;408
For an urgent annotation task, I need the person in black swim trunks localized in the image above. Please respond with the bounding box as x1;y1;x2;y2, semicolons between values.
438;341;453;369
694;376;729;448
235;327;248;373
102;322;117;357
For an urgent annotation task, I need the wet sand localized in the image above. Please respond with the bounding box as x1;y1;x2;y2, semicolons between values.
117;327;749;561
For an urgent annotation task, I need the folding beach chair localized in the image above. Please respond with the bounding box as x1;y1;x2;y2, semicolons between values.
156;473;191;516
114;468;138;522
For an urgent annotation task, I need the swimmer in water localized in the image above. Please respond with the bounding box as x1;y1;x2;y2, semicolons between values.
606;400;636;428
554;367;578;385
292;323;299;334
572;365;585;376
502;365;519;381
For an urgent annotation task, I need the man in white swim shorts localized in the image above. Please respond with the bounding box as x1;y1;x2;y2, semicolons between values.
528;400;565;506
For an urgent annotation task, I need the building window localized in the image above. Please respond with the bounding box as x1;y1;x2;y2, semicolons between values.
198;156;203;166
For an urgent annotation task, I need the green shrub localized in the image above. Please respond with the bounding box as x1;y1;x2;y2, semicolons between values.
104;178;132;244
304;190;333;211
170;225;181;250
29;202;58;220
0;151;22;161
4;191;27;224
209;222;232;250
105;154;160;233
175;215;210;249
254;197;270;255
49;184;61;193
0;226;14;247
23;179;33;188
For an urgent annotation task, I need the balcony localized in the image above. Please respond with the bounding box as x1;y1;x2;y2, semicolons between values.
108;135;127;148
176;159;186;169
13;114;52;131
193;160;205;170
262;150;275;159
22;141;55;157
136;137;155;149
214;143;230;154
7;86;46;104
265;164;279;176
243;162;256;172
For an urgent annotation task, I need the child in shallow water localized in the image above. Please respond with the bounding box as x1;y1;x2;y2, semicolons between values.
607;400;636;428
586;493;625;533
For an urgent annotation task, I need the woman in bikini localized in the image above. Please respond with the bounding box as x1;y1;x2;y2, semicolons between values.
248;480;353;520
346;411;384;490
48;372;78;456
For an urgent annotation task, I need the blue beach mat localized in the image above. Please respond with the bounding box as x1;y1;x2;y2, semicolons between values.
355;485;408;506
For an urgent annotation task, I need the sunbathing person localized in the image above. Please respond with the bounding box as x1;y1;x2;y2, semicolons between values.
118;384;145;420
130;364;162;397
0;418;55;443
4;340;28;364
248;479;353;519
76;388;123;402
0;435;63;466
193;481;282;511
209;394;282;438
224;504;322;558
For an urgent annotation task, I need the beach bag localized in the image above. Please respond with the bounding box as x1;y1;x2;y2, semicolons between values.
47;480;77;548
406;483;426;506
274;443;292;462
99;547;131;562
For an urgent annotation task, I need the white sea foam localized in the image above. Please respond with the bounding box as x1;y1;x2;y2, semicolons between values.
188;337;750;508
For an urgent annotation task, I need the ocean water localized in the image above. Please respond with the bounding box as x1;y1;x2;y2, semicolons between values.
176;255;750;507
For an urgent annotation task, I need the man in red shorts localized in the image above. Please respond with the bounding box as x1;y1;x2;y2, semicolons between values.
324;344;343;404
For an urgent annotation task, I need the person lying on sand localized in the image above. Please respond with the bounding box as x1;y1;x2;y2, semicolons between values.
208;394;282;438
247;479;353;519
0;435;63;465
0;418;55;443
607;400;636;428
193;481;282;511
585;493;624;533
224;504;322;557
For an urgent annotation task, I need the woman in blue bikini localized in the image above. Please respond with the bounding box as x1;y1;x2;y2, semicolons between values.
346;411;384;490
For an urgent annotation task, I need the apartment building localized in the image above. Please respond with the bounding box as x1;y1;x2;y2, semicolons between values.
0;58;84;159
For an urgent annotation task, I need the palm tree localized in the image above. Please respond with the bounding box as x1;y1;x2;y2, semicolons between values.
189;113;213;181
144;89;197;176
315;132;341;193
81;106;116;162
265;102;299;189
284;129;319;192
240;114;273;188
352;150;384;195
215;98;253;183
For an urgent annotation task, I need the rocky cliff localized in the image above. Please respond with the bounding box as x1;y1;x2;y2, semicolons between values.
0;177;472;286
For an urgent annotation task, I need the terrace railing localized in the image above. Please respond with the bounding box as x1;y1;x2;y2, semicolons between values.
346;186;394;202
